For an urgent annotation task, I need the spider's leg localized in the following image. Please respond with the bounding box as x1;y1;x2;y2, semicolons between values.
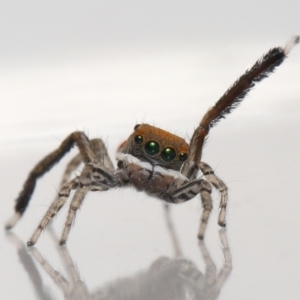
55;138;114;197
197;180;213;239
59;161;119;245
216;229;232;291
31;247;73;295
182;36;299;176
197;229;232;298
198;235;217;296
90;138;114;170
57;240;85;289
6;131;96;230
59;186;89;245
163;204;182;257
171;179;213;240
27;177;79;246
57;153;82;190
199;162;228;227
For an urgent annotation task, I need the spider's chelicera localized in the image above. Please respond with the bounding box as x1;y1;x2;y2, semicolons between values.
6;36;299;246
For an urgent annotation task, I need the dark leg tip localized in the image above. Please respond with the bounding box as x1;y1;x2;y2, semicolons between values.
218;220;226;227
27;241;34;247
59;240;66;246
5;224;12;231
197;234;204;240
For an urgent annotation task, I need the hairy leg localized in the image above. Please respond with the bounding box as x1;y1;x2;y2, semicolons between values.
216;229;232;290
59;186;89;245
163;204;182;257
169;178;213;240
6;131;96;229
199;162;228;226
182;36;299;176
27;178;80;246
28;158;119;246
55;138;114;196
197;180;213;239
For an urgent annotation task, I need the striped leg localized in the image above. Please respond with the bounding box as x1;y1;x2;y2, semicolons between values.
6;131;96;230
27;155;118;246
56;138;114;192
171;178;213;240
216;229;232;290
197;180;213;239
199;162;228;227
60;186;89;245
27;178;79;246
59;159;118;245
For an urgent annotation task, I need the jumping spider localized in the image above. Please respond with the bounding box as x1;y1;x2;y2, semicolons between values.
6;36;299;246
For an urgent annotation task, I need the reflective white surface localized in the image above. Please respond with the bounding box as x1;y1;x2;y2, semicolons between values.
1;2;300;299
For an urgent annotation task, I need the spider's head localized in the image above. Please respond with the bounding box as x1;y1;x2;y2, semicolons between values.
117;124;189;171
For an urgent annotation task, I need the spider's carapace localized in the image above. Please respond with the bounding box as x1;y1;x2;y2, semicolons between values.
118;124;189;171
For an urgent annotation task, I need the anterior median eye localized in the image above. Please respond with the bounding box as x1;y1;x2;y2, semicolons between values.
161;147;176;162
144;140;160;156
179;152;188;162
134;135;143;144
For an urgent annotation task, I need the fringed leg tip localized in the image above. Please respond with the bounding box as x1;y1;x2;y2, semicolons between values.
5;213;21;230
284;35;300;54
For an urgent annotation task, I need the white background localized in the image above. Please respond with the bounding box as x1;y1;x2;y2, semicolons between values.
1;2;300;299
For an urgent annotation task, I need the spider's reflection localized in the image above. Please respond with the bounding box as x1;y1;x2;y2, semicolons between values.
7;207;232;300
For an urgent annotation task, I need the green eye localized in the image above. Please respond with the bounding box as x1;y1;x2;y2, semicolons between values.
134;135;143;144
179;152;188;162
144;140;160;156
161;147;176;162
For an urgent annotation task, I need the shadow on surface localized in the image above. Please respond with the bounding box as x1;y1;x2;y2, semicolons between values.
7;206;232;300
7;207;232;300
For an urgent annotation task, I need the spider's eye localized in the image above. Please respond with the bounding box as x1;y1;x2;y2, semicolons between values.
179;152;188;162
161;147;176;162
134;135;143;144
144;140;160;156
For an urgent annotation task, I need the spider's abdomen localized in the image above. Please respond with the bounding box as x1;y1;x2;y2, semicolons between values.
117;124;189;171
116;153;188;203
